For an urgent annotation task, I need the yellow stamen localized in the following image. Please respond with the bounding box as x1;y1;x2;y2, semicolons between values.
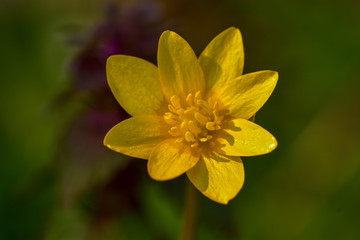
191;142;199;148
195;112;208;125
185;131;196;142
194;91;201;101
170;95;182;109
208;97;214;108
177;108;185;116
180;121;188;133
197;99;210;110
169;126;182;137
186;93;193;106
184;107;196;115
168;104;177;114
206;122;216;131
213;110;224;124
163;112;179;125
188;120;201;134
164;92;226;148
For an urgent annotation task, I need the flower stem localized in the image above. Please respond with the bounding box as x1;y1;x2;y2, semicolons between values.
181;180;198;240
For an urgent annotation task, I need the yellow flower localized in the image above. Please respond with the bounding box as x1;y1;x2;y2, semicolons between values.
104;27;278;204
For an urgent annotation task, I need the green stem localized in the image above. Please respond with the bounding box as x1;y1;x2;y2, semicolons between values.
181;180;198;240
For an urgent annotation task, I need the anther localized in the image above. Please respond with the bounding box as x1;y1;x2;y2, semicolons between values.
170;95;182;109
213;110;223;123
177;109;185;116
180;121;188;133
163;112;179;125
194;91;201;101
195;112;208;125
168;104;177;114
185;131;196;142
191;142;199;148
207;97;214;108
175;138;184;143
197;99;210;110
164;112;172;119
169;127;182;137
186;93;193;106
188;120;201;134
184;107;196;115
206;122;216;131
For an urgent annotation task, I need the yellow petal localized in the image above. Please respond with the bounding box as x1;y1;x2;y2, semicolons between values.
104;116;169;159
158;31;205;101
217;70;278;120
212;118;277;156
148;138;200;181
186;151;244;204
199;27;244;93
107;55;164;116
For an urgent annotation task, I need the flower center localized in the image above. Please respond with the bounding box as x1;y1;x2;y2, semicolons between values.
163;91;225;148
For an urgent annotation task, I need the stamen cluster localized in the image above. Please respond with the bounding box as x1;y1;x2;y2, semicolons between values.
163;91;225;148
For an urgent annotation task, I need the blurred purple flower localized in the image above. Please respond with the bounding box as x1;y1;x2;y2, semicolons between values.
70;0;165;93
56;0;173;209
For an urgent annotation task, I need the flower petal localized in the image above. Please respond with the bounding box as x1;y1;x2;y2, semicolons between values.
104;116;169;159
217;70;278;120
107;55;164;116
187;151;244;204
158;31;205;101
199;27;244;93
148;138;200;181
212;118;277;156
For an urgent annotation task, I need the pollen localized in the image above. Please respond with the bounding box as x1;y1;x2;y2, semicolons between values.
164;91;226;148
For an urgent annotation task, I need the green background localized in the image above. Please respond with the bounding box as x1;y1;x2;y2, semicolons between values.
1;0;360;239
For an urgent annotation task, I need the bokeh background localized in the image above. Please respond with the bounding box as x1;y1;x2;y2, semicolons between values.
1;0;360;239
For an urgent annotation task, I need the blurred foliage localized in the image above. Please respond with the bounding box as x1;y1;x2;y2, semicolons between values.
1;0;360;239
